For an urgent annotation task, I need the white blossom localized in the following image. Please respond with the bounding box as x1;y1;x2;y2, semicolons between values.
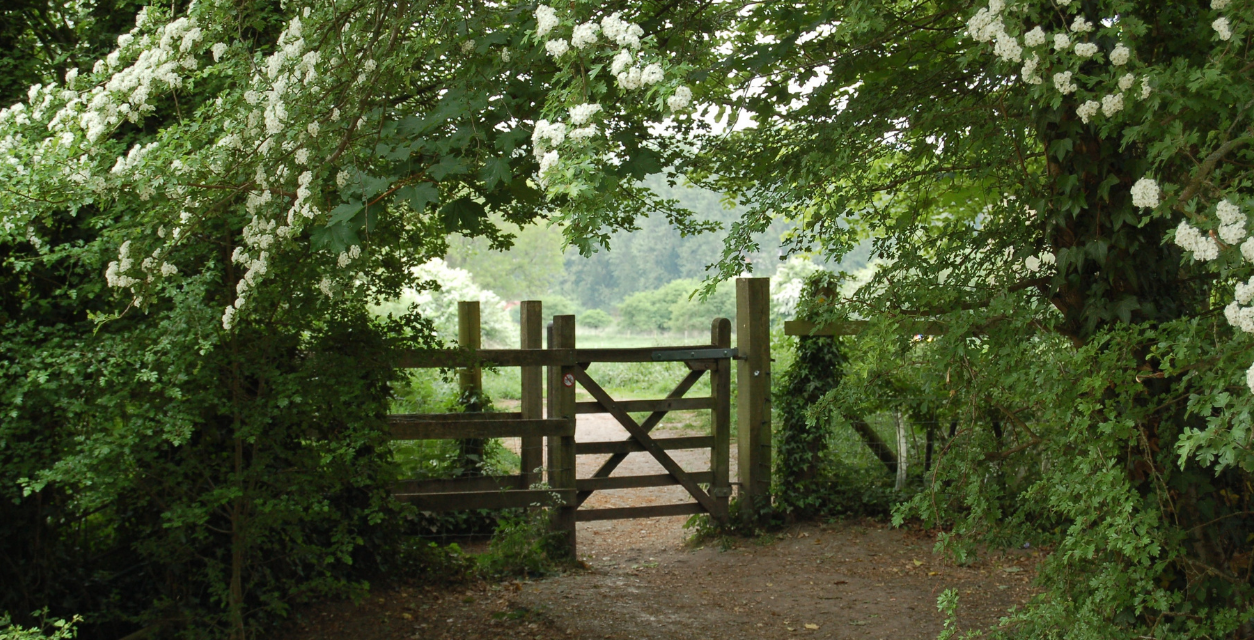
617;67;642;90
160;262;177;277
1024;26;1047;47
967;8;1004;43
1140;78;1152;99
1021;54;1042;84
1242;237;1254;262
1175;221;1219;261
319;277;334;297
222;306;236;330
1217;199;1243;225
1053;33;1071;50
337;251;351;268
1070;16;1094;33
568;103;602;125
461;39;476;54
1213;0;1231;8
568;125;599;142
1118;73;1135;91
1220;222;1246;245
1074;42;1098;58
532;119;566;148
535;5;559;37
1110;44;1130;66
501;49;511;63
539;150;559;175
545;39;569;57
611;50;632;75
1246;363;1254;393
1053;71;1077;94
1076;100;1100;123
641;63;665;85
1213;17;1232;41
1101;93;1124;117
295;148;309;164
994;34;1023;62
307;121;319;137
667;86;693;111
571;22;599;49
1131;178;1160;208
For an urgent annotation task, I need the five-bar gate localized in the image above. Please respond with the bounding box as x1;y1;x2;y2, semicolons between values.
390;279;770;556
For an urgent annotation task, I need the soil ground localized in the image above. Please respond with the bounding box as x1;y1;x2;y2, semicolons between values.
279;413;1039;640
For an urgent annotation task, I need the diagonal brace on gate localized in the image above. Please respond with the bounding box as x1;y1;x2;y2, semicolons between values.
572;368;725;519
575;368;706;506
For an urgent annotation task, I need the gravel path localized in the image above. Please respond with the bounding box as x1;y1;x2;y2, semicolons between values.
280;412;1039;640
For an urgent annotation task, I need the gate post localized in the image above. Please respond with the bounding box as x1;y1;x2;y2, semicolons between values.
457;301;485;476
519;301;544;487
736;278;772;523
547;315;578;556
710;317;733;521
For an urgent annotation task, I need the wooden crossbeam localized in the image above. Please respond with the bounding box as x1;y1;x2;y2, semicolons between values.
573;368;722;517
396;345;733;369
575;435;713;456
575;369;706;506
576;471;713;492
574;397;715;415
575;503;705;522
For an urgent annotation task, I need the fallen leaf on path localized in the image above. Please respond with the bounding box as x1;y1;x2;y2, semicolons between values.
912;559;923;566
804;623;819;630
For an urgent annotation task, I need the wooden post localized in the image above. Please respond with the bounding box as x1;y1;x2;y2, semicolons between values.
519;301;543;486
736;278;771;524
547;315;577;556
895;411;908;490
457;301;485;476
710;317;732;521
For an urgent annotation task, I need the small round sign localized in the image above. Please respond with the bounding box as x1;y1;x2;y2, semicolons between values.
562;373;575;388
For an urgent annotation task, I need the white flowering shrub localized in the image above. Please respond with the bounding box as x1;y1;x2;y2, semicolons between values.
376;259;515;344
682;0;1254;636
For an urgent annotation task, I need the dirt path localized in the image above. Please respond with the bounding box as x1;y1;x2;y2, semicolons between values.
280;413;1039;640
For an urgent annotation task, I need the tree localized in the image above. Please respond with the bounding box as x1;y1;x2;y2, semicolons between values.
0;1;717;636
683;0;1253;636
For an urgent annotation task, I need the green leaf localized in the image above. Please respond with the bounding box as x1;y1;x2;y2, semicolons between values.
480;157;512;189
395;183;439;212
429;155;468;181
439;197;486;234
327;201;364;226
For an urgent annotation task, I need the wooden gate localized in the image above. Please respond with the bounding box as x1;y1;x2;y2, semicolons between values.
388;302;740;556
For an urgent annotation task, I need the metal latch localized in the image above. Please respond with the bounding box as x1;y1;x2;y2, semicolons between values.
651;348;738;361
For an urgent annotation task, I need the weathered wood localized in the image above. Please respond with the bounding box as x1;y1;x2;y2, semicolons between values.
783;319;947;337
737;277;772;523
395;488;574;512
575;502;705;522
574;435;714;456
394;474;527;494
575;346;722;363
710;317;733;512
573;368;722;516
388;419;572;441
575;471;713;492
389;412;522;423
548;315;578;556
519;301;544;486
895;410;909;490
575;369;706;506
396;345;731;369
457;302;485;476
574;397;715;415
